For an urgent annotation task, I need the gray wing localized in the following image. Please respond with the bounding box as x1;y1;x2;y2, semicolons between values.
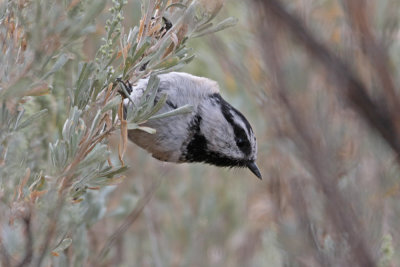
124;72;220;162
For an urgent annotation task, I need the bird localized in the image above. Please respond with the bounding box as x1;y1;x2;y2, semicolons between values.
122;72;262;179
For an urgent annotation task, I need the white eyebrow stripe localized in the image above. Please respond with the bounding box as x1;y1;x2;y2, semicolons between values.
230;109;251;140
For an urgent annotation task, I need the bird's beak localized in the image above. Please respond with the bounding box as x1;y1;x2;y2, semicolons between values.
247;162;262;180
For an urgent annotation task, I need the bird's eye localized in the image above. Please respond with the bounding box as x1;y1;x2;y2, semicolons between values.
237;138;247;148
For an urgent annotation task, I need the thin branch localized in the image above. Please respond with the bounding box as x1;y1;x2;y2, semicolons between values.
144;202;163;267
289;179;329;266
98;179;160;260
252;1;376;265
0;239;11;267
33;196;65;267
342;0;400;111
17;213;34;267
254;0;400;158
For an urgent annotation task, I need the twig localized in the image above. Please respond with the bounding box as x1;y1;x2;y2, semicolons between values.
289;179;329;266
17;213;34;267
342;0;400;113
143;194;163;267
98;179;160;260
252;1;376;265
33;196;65;267
0;239;11;267
254;0;400;158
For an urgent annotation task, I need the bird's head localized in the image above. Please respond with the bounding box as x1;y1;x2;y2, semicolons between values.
180;93;262;179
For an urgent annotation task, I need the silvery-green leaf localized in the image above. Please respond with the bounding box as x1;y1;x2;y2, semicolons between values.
131;41;151;64
174;46;191;58
79;0;106;28
166;3;187;10
192;17;238;38
155;62;187;74
89;109;102;137
136;75;160;116
147;38;173;68
50;140;68;170
0;77;33;99
143;76;161;114
102;95;122;113
127;123;139;130
149;104;193;120
143;93;167;119
13;109;25;131
15;109;48;131
196;22;213;33
137;126;156;134
182;54;195;64
98;166;128;178
78;144;109;170
53;238;72;253
153;57;180;70
42;54;70;80
62;107;82;141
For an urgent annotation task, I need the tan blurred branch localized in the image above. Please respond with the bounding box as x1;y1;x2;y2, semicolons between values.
0;239;11;267
16;214;33;267
289;179;329;266
252;0;379;266
253;0;400;161
34;196;65;267
343;0;400;111
98;179;160;260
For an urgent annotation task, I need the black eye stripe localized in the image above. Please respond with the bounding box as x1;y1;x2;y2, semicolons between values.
233;127;251;155
182;114;252;166
210;93;252;156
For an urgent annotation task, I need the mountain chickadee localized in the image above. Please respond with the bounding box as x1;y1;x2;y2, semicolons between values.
123;72;262;179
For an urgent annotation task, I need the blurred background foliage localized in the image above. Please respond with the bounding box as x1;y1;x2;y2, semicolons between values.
2;0;400;266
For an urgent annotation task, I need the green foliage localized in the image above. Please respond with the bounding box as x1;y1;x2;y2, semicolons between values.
0;0;236;265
